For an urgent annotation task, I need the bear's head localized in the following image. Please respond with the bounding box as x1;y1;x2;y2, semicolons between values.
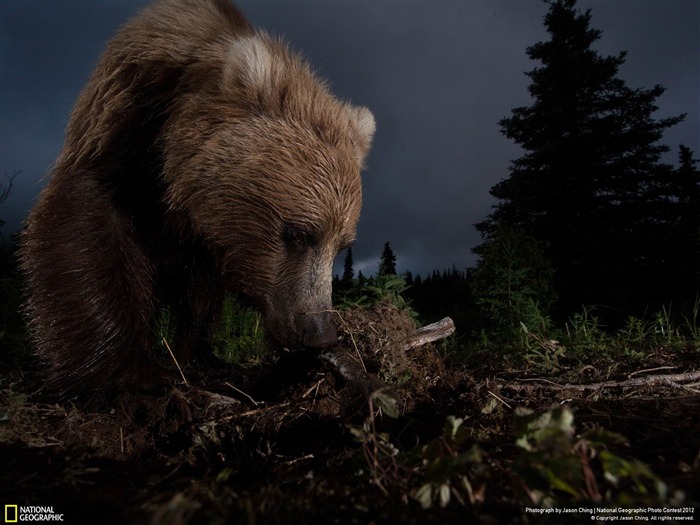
163;33;375;351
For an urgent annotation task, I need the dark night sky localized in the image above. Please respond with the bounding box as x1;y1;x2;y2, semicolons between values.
1;0;698;278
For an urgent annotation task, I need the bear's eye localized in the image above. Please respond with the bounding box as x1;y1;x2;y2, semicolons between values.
283;224;316;250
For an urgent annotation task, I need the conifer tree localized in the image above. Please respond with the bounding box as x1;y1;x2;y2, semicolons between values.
476;0;684;319
341;247;354;283
662;146;700;303
378;242;397;276
675;145;700;241
471;228;556;342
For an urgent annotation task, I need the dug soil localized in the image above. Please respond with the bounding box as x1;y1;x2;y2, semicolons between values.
2;303;700;524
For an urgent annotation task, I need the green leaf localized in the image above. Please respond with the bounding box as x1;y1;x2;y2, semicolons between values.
371;389;400;419
414;483;433;509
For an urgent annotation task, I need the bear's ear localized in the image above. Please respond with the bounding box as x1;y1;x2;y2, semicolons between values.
347;105;376;163
223;34;279;93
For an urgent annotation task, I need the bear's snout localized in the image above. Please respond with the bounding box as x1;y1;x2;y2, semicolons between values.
300;311;338;349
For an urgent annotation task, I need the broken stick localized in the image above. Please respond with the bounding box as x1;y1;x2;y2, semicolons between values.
402;317;456;351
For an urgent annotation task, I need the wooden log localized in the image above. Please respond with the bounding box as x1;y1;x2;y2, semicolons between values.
402;317;455;351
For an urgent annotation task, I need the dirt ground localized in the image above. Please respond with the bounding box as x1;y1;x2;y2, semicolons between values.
2;303;700;524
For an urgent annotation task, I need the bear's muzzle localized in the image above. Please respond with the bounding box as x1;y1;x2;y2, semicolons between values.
301;311;338;349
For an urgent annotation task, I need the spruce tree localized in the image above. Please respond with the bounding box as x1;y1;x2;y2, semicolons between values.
378;242;397;276
471;228;556;342
476;0;684;319
663;146;700;303
341;247;354;283
675;145;700;246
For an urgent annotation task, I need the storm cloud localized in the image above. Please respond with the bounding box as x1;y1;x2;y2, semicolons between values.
1;0;697;277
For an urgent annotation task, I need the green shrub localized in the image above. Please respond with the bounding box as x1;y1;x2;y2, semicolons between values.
335;273;419;321
470;228;556;349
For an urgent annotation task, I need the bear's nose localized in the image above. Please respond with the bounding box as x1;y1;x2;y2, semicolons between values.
301;312;338;349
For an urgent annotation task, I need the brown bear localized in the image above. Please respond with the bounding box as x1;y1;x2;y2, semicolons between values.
20;0;375;397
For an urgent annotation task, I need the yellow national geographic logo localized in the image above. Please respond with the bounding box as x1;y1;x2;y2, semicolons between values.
5;505;18;523
3;505;63;522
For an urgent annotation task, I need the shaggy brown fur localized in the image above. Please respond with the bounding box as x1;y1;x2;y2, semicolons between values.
20;0;375;397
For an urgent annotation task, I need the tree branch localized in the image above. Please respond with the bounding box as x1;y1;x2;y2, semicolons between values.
502;370;700;393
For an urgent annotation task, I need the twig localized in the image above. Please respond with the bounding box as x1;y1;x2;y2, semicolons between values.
224;381;260;406
576;440;601;502
282;454;315;466
366;395;390;497
302;378;325;399
487;389;512;410
629;366;676;377
333;310;367;372
238;401;291;418
349;329;368;372
214;401;293;422
162;337;188;385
